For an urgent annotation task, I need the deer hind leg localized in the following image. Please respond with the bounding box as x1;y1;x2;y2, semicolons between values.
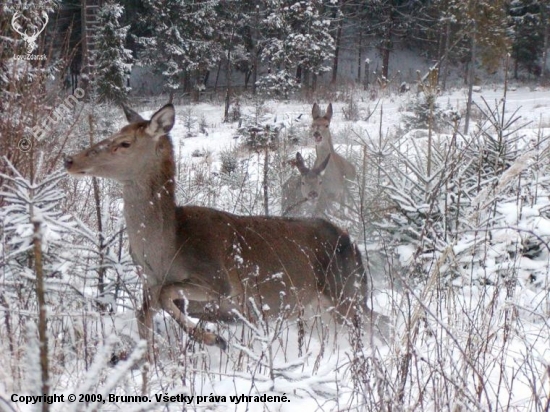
329;277;391;342
158;285;227;350
322;241;376;326
335;264;392;341
183;298;241;322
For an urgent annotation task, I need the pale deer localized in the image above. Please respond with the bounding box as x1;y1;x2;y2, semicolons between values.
311;103;356;205
281;152;330;217
65;104;374;350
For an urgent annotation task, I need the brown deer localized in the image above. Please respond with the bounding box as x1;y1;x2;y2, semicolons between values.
65;104;375;350
281;152;330;217
311;103;356;206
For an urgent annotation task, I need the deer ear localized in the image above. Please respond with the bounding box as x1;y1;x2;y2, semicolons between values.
147;104;175;138
325;103;333;122
314;154;330;176
122;104;145;123
312;103;321;120
295;152;309;175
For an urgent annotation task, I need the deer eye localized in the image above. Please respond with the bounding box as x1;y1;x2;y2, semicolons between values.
120;141;131;148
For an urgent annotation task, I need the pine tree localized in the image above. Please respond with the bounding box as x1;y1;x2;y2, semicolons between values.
139;0;221;94
93;1;133;104
509;0;545;78
258;0;335;95
475;0;510;73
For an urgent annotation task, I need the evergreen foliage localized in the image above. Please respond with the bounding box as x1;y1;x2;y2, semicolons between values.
11;0;550;96
509;0;545;76
258;0;335;95
379;97;537;282
0;165;73;291
402;96;443;132
93;1;133;104
138;0;220;91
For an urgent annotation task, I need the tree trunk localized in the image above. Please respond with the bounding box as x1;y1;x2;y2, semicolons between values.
381;9;393;79
183;71;191;94
34;216;50;412
365;60;370;89
263;146;269;216
28;114;50;412
224;24;237;122
381;45;390;80
441;18;451;91
464;21;476;134
245;69;252;89
80;0;89;95
224;47;233;122
191;70;200;102
252;3;260;96
541;6;549;82
427;94;434;179
252;51;258;96
303;68;310;94
214;61;222;92
357;24;362;83
88;114;107;312
331;11;343;85
296;65;303;86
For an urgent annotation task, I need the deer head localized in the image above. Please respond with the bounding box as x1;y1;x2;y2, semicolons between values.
64;104;175;182
311;102;333;145
294;152;330;201
11;11;49;55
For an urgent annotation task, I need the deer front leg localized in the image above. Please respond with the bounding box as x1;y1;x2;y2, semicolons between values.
159;284;227;350
136;289;155;362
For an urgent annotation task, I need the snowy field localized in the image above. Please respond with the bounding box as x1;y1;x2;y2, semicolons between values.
2;84;550;411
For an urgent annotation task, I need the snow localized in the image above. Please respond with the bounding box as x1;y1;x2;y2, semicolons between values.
3;85;550;411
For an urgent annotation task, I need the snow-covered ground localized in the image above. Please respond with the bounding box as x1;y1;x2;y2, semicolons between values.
2;85;550;411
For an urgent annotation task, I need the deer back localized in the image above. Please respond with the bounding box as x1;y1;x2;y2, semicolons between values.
172;206;365;317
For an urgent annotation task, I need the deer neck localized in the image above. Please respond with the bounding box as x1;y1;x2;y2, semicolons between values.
121;148;178;281
315;131;334;164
